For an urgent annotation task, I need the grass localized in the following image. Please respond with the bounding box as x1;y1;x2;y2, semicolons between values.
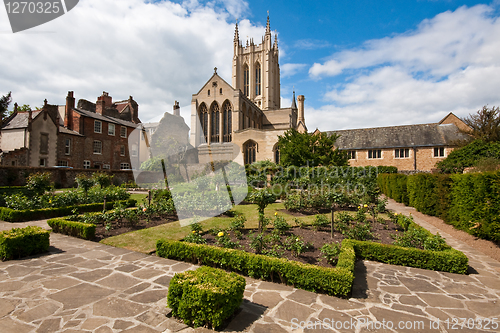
101;203;323;253
129;192;148;204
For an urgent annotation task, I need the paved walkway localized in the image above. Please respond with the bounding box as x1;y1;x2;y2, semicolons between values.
0;200;500;333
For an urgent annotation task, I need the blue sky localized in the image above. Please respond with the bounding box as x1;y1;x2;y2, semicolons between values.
1;0;500;131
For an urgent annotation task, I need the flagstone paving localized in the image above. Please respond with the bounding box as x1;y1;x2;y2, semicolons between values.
0;199;499;333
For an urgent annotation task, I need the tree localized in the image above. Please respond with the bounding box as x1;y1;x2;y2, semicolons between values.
460;106;500;143
277;129;348;167
436;139;500;173
0;92;12;121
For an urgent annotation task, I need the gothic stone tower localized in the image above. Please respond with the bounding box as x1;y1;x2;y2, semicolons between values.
232;16;280;111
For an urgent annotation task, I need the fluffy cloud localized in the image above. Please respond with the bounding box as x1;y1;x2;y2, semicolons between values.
307;5;500;131
0;0;256;123
281;63;307;78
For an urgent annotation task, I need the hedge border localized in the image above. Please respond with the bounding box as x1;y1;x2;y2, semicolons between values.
0;199;136;222
156;239;355;297
47;218;96;240
156;234;468;297
0;226;50;261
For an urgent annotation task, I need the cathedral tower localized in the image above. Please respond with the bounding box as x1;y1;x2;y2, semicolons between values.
232;16;280;111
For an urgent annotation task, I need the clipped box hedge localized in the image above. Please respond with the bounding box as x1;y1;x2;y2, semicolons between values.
0;199;136;222
156;240;355;297
0;226;50;261
47;218;96;240
344;239;468;274
168;266;245;329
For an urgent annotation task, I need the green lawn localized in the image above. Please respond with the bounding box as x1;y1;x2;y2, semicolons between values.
129;192;148;204
101;202;324;253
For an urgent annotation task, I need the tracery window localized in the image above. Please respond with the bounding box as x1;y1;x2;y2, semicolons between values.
210;103;220;143
222;101;232;142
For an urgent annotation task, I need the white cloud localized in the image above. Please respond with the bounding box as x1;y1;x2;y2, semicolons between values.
306;4;500;131
294;39;330;50
281;63;307;78
0;0;255;123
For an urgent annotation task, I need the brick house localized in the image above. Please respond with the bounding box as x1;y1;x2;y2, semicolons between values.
321;113;470;172
1;91;143;170
59;91;142;170
0;101;60;167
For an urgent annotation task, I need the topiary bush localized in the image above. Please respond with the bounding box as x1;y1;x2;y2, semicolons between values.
0;226;50;261
167;266;246;329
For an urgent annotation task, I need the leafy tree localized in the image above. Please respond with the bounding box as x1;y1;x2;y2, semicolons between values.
436;139;500;173
15;104;32;112
0;92;12;121
460;105;500;143
25;172;53;196
277;129;348;167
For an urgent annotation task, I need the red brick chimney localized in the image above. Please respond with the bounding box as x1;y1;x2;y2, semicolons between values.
96;92;112;115
64;91;75;130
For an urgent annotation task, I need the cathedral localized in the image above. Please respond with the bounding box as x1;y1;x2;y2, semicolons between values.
189;16;306;166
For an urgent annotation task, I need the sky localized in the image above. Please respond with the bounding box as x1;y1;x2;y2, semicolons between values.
1;0;500;131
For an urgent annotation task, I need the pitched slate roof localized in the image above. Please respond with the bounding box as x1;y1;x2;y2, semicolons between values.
326;123;468;150
73;108;139;128
59;126;84;136
1;111;42;130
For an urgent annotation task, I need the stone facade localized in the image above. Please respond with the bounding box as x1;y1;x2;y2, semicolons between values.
190;16;306;165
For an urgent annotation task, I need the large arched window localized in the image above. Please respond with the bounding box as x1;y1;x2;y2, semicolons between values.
198;103;208;143
243;64;249;96
244;141;257;165
255;62;261;96
210;102;220;143
222;100;232;142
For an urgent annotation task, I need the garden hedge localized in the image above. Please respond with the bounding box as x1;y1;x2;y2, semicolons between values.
378;171;500;242
156;239;355;297
47;218;96;240
0;199;136;222
0;226;50;261
344;239;468;274
167;266;245;329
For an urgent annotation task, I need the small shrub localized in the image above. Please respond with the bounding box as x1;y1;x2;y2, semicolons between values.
284;235;311;256
215;230;238;249
294;217;308;229
272;214;290;234
334;212;352;234
344;222;373;241
75;174;95;193
92;172;114;188
249;231;266;254
47;218;96;240
229;215;246;231
183;232;206;244
0;226;50;260
320;242;341;265
312;214;330;231
26;172;52;195
167;266;246;329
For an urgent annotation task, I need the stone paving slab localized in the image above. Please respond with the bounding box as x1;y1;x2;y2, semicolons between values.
1;200;500;333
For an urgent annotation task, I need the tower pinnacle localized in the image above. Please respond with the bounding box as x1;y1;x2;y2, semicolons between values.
234;20;239;42
265;12;270;35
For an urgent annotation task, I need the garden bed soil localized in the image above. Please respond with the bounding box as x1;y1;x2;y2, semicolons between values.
92;214;178;242
201;218;404;268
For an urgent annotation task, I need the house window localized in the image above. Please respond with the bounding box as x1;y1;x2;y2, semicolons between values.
120;163;131;170
11;161;17;166
83;160;90;169
108;123;115;136
103;164;110;169
120;126;127;138
40;133;49;154
65;139;71;155
120;145;125;156
94;120;102;133
39;158;46;167
131;144;138;157
434;147;445;157
368;149;382;159
395;148;409;158
347;150;356;160
93;140;102;154
58;160;68;167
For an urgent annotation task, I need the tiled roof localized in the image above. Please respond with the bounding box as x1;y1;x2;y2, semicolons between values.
327;123;469;150
73;108;139;128
59;126;84;136
1;111;42;130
